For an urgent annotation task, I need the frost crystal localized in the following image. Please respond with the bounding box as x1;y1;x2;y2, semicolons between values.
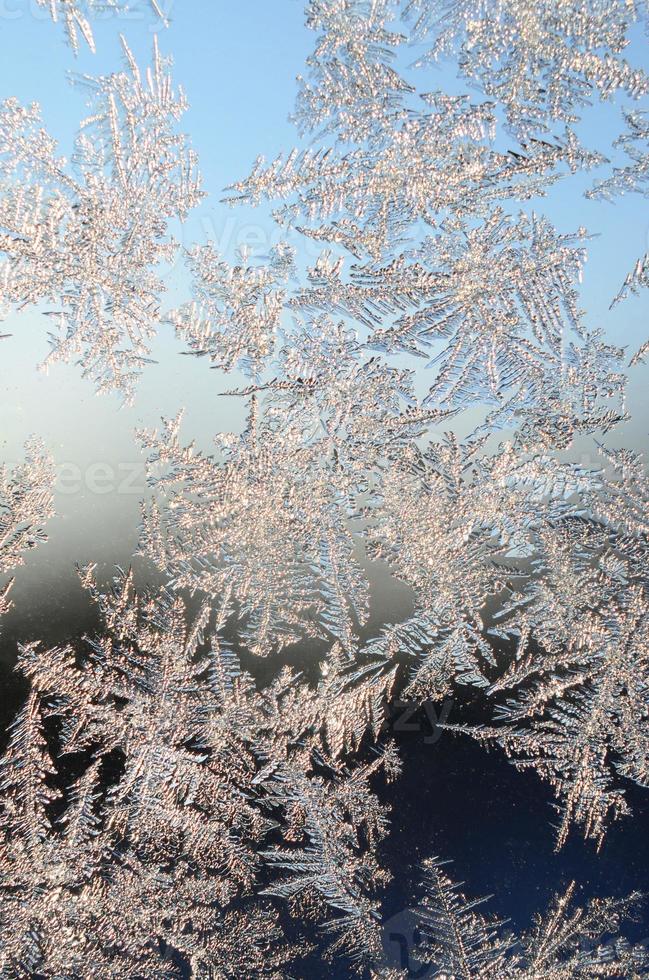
450;522;649;848
0;440;54;616
173;242;296;376
388;855;649;978
139;317;444;655
2;0;649;972
137;0;649;856
404;0;649;139
588;109;649;320
0;37;201;400
0;570;398;973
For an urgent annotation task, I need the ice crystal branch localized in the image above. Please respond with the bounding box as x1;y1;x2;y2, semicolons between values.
444;453;649;847
387;855;649;978
0;440;54;621
0;37;202;400
138;318;446;654
404;0;649;140
225;102;598;264
0;440;53;577
172;242;296;376
589;109;649;317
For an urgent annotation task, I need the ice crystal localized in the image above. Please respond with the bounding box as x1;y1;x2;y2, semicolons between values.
225;0;604;271
291;212;626;440
136;0;649;872
0;569;402;973
0;37;201;400
404;0;649;139
444;449;649;847
226;99;598;264
2;0;649;973
139;317;445;655
0;440;54;618
588;109;649;320
139;406;369;656
173;242;296;376
222;0;617;448
393;855;649;978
